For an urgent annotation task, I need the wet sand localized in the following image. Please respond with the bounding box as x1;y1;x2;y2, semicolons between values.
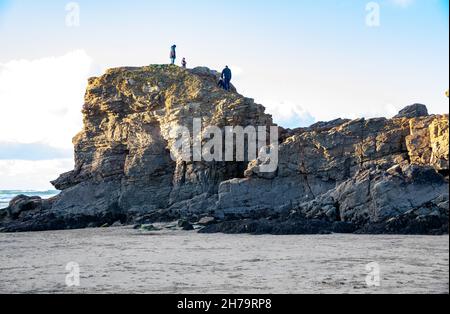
0;227;448;294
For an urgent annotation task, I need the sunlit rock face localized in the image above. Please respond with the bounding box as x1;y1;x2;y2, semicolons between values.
51;65;273;219
224;111;448;231
1;65;448;234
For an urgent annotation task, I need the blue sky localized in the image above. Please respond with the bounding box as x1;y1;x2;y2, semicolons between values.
0;0;449;189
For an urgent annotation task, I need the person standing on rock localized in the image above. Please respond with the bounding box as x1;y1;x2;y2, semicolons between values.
170;45;177;65
181;57;187;69
221;66;232;91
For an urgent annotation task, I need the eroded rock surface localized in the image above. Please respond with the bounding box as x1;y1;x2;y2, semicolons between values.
1;65;448;234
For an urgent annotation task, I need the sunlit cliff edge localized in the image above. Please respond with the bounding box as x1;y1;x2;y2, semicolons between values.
1;65;448;234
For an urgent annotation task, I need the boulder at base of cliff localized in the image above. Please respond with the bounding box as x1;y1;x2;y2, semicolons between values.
6;195;48;219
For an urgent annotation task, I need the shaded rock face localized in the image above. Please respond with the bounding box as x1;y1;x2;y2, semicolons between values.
232;114;448;224
394;103;429;119
6;195;53;219
1;65;448;234
24;65;272;230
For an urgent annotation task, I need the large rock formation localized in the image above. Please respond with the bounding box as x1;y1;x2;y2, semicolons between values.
1;65;448;234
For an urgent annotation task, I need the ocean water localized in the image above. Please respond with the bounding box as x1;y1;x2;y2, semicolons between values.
0;190;59;209
0;227;448;294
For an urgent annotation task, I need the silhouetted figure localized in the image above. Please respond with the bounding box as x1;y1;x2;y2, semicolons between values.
170;45;177;65
221;66;232;91
181;57;187;68
217;78;225;89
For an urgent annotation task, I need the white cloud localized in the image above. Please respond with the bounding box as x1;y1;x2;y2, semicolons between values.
259;99;316;128
229;65;244;78
0;50;93;149
385;103;402;118
0;50;93;190
0;159;74;190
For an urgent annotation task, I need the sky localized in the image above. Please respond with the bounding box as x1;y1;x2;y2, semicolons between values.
0;0;449;190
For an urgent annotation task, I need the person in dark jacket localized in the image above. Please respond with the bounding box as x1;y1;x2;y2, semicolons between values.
170;45;177;65
221;66;232;91
181;57;187;68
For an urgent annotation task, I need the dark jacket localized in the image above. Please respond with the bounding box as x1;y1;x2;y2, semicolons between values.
222;67;232;80
170;46;176;59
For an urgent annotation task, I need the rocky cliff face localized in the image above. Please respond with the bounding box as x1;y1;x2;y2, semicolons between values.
1;65;448;234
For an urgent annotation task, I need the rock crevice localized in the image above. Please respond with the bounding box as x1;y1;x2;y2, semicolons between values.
1;65;448;234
